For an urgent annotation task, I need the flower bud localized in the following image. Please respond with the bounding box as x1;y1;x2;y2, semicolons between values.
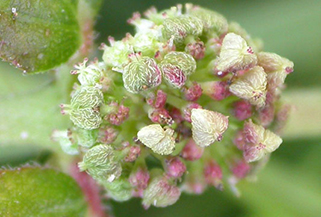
165;157;186;178
191;108;229;147
257;52;294;88
186;4;228;36
98;126;118;144
185;41;206;60
52;130;79;155
123;54;162;93
76;128;98;148
162;15;203;44
71;58;105;87
137;124;175;155
160;51;196;88
104;178;132;202
204;160;223;190
215;33;257;73
184;82;202;101
229;66;267;108
183;103;202;122
258;103;275;127
131;30;162;57
129;167;150;191
102;36;132;71
233;130;246;150
243;120;282;162
71;86;104;109
201;81;230;101
70;108;102;130
148;107;173;125
231;160;251;179
78;144;122;182
127;12;155;33
124;145;141;162
142;175;181;209
181;138;204;161
232;100;252;121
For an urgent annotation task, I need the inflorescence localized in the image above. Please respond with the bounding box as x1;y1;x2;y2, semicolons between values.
53;4;293;208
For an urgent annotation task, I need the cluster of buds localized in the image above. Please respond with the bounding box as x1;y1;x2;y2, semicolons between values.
55;4;293;208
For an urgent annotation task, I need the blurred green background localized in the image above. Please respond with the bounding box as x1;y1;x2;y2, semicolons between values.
1;0;321;216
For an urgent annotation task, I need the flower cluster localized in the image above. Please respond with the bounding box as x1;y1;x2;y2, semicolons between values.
54;4;293;208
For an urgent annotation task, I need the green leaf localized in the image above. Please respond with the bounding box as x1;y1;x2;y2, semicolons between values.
0;167;87;217
0;0;80;73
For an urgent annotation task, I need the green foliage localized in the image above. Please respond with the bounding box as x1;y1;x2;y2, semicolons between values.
0;167;87;217
0;0;80;73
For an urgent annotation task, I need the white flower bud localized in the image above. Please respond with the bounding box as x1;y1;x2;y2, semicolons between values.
72;59;105;87
216;33;257;72
229;66;267;108
191;108;229;147
123;54;162;93
243;120;282;162
137;124;175;155
257;52;294;88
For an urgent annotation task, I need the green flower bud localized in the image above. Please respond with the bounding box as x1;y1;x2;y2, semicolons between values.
104;178;132;202
76;128;98;148
71;86;104;109
70;108;102;130
186;4;228;36
102;37;132;71
78;144;122;182
142;175;181;208
191;108;229;147
52;130;79;155
71;59;105;87
160;51;196;88
162;15;203;44
131;29;162;57
229;66;267;108
123;54;162;93
137;124;175;155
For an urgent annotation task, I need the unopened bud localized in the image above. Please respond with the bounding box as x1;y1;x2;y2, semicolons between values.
201;81;230;101
231;160;251;179
215;33;257;72
104;178;132;202
184;82;202;101
72;59;105;87
71;86;104;109
165;157;186;178
123;54;162;93
232;100;252;121
162;15;203;44
243;120;282;162
129;167;150;190
160;51;196;88
78;144;122;182
186;4;228;36
183;103;202;122
204;160;223;190
137;124;176;155
185;41;206;60
142;175;181;209
98;126;118;144
181;138;204;161
70;108;102;130
229;66;267;108
76;128;98;148
191;108;229;147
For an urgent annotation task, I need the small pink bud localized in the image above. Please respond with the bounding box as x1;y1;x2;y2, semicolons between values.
231;160;251;179
232;100;252;120
181;139;204;161
154;90;167;108
98;126;118;144
201;81;230;101
105;103;130;126
162;65;187;88
204;160;223;190
129;167;150;190
169;107;184;124
183;103;202;122
148;108;173;125
233;130;246;150
185;41;206;60
184;82;203;101
125;145;141;162
165;157;186;178
258;103;275;127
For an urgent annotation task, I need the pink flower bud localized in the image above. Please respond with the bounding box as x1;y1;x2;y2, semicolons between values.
232;100;252;120
231;160;251;179
165;157;186;178
98;126;118;144
125;145;141;162
233;130;246;150
258;103;275;127
105;103;130;126
201;81;230;101
183;103;202;122
169;107;184;124
204;160;223;190
148;107;173;125
129;167;150;191
185;41;206;60
154;90;167;108
184;82;203;101
181;138;204;161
